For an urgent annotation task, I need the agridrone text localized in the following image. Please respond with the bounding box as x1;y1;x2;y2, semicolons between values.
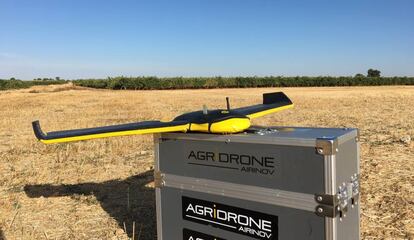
187;150;277;175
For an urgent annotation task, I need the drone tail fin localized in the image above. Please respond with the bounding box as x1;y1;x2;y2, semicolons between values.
235;92;294;119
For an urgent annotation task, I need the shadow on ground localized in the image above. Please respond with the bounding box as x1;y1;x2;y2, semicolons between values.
24;170;156;240
0;228;5;240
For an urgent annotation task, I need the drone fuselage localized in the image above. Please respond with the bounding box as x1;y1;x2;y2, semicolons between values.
174;109;251;133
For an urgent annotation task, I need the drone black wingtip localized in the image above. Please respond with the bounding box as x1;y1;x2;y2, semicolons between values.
232;91;293;119
263;92;293;105
32;120;47;141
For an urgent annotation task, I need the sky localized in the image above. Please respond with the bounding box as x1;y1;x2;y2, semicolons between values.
0;0;413;79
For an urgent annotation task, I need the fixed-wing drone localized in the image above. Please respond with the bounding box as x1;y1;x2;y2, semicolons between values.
32;92;293;144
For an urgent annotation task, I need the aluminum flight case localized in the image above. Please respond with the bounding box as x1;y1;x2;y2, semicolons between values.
153;127;360;240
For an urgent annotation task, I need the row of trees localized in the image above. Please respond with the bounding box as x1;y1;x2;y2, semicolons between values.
6;69;382;83
0;79;68;90
73;75;414;90
2;69;413;91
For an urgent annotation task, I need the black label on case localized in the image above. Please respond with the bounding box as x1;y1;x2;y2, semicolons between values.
182;196;278;240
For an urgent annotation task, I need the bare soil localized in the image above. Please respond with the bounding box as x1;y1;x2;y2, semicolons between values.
0;85;413;239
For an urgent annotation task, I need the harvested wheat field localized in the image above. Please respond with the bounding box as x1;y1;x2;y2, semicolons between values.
0;84;413;240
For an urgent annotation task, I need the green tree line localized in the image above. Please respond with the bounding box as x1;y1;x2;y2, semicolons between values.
2;75;414;91
73;76;414;90
0;79;68;90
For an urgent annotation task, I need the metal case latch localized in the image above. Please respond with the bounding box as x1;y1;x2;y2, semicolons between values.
154;171;165;188
315;173;360;218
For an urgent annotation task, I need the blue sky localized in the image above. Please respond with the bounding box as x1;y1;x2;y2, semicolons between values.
1;0;413;79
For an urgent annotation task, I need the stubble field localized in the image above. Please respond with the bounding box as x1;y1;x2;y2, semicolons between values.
0;84;413;239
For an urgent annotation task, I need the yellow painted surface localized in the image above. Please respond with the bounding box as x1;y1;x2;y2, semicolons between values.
188;118;251;133
210;118;251;133
188;123;209;132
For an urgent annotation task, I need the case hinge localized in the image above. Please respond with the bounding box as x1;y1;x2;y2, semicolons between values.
154;170;165;188
356;129;361;142
315;173;360;218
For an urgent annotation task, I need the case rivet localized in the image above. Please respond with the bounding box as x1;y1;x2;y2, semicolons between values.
317;207;324;213
317;196;323;201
